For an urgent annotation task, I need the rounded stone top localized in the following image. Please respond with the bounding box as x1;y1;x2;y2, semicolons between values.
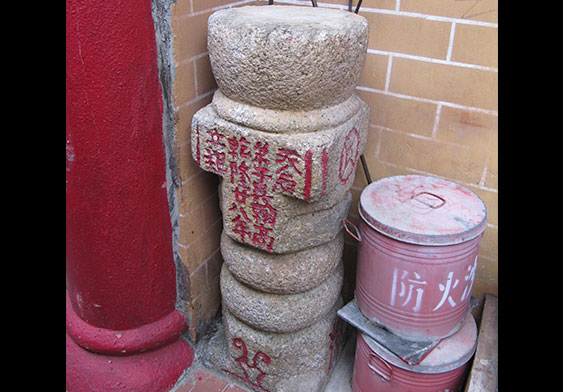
210;5;367;30
207;5;369;111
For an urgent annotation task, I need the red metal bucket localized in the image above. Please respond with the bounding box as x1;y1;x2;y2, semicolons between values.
352;312;477;392
345;175;486;341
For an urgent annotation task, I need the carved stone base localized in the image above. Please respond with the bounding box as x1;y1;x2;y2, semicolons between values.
201;300;346;392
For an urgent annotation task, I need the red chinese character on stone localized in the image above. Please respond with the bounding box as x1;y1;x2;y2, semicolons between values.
226;136;239;163
251;165;272;185
272;172;296;193
252;141;270;167
231;212;251;244
239;137;252;159
203;128;227;174
206;128;225;147
222;338;271;392
275;148;302;175
250;198;277;226
252;224;275;253
203;149;226;175
232;182;252;205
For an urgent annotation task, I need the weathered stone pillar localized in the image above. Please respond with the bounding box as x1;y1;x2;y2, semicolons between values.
190;5;369;392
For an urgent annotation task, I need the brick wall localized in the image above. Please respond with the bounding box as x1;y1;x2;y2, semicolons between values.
351;0;498;314
169;0;498;340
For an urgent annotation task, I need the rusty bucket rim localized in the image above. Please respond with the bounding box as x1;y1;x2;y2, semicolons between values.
359;312;477;375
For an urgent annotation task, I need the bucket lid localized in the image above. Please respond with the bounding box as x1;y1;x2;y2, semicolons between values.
361;312;477;374
359;175;487;245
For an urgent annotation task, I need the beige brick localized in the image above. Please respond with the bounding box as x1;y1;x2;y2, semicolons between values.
171;0;191;19
355;0;396;10
206;248;224;282
467;185;497;227
451;24;498;68
389;57;498;111
400;0;498;23
310;0;396;11
201;190;222;230
378;130;487;184
189;262;208;300
180;229;221;273
436;106;497;191
178;171;220;213
485;131;497;190
172;10;213;62
179;206;204;248
472;255;498;300
356;89;437;136
195;54;217;96
436;106;498;147
193;0;236;13
357;52;388;91
479;225;498;261
192;277;222;337
363;12;451;59
173;60;196;106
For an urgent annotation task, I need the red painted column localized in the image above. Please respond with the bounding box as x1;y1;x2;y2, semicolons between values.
66;1;193;390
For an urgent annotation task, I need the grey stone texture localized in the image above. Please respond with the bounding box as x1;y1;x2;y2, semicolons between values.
220;261;344;333
192;97;368;253
207;5;369;111
219;178;352;254
211;89;365;135
202;299;346;392
221;230;343;294
189;5;370;390
192;98;369;203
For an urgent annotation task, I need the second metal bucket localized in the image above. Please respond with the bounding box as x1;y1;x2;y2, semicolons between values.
344;175;487;342
351;312;477;392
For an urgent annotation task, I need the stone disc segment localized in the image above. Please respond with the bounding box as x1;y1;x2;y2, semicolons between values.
221;229;344;294
220;261;344;333
207;5;369;111
219;180;352;254
221;297;345;380
211;89;364;134
192;100;369;204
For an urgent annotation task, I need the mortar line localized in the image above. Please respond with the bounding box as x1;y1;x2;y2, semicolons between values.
431;103;442;139
355;86;498;116
353;5;498;27
272;0;497;27
384;55;393;92
367;48;497;72
373;158;497;192
193;57;199;96
446;22;456;62
379;124;472;149
189;0;258;16
395;0;400;12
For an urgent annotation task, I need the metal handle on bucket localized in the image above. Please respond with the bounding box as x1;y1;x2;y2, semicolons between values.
368;353;393;382
343;218;362;243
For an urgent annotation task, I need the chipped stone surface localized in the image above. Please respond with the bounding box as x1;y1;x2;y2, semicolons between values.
220;261;343;333
221;230;343;294
208;5;369;111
